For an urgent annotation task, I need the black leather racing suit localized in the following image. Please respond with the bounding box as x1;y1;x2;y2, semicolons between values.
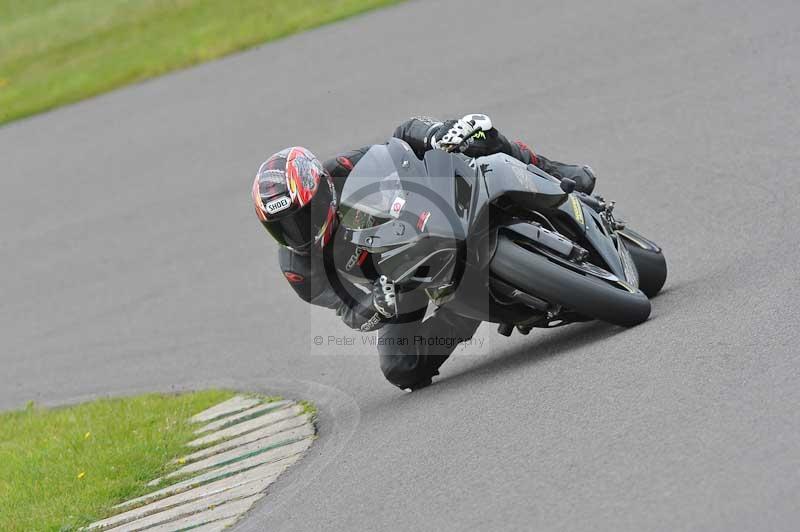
278;117;596;389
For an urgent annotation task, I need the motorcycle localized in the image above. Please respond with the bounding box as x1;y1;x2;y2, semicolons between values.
333;129;667;336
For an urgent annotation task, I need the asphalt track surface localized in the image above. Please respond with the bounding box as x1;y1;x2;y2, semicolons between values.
2;0;800;530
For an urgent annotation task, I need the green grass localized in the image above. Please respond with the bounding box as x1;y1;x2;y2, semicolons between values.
298;399;318;420
0;390;236;531
0;0;401;125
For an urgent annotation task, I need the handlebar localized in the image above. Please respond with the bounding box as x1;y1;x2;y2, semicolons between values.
574;191;608;213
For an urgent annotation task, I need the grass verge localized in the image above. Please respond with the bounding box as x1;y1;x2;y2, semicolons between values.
0;0;402;125
0;390;235;531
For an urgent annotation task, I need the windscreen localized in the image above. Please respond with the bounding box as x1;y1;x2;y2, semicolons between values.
339;140;426;230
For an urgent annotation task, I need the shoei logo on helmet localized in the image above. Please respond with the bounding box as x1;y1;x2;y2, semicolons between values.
265;195;292;215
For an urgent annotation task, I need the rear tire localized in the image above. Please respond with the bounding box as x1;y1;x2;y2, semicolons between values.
491;236;651;327
627;245;667;298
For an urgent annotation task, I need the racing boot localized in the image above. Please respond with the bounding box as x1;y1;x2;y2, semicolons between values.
536;155;597;194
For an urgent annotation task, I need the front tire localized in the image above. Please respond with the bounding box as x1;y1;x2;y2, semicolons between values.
490;236;651;327
627;245;667;298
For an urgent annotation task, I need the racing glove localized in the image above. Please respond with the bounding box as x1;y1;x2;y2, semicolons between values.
430;114;493;152
356;276;397;332
372;275;397;319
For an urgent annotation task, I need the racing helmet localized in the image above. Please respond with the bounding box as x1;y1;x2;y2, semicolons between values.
252;147;337;251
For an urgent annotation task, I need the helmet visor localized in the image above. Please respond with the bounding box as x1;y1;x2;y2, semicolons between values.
263;180;334;250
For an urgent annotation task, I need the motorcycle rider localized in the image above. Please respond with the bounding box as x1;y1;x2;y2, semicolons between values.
252;115;596;390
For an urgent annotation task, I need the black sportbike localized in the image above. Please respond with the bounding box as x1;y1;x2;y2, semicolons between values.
335;136;666;336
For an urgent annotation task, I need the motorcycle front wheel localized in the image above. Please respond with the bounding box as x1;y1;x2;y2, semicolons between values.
490;236;651;327
626;244;667;298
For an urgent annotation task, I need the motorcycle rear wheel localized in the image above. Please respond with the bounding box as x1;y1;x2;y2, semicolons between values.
490;236;651;327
